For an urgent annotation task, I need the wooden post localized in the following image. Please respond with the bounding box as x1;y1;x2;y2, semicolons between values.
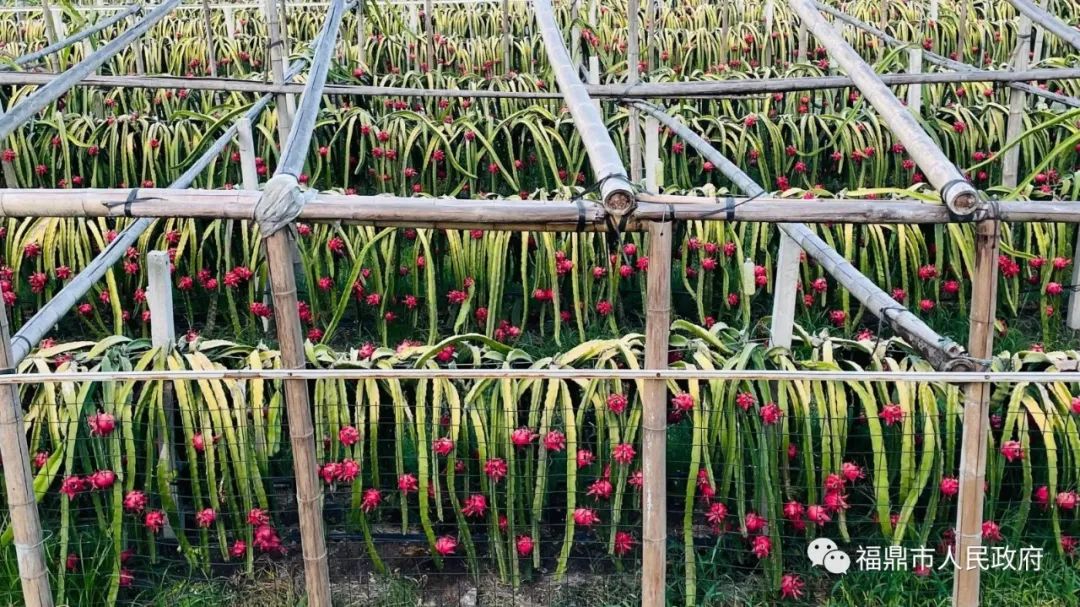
146;251;180;540
641;219;671;607
907;48;923;115
951;219;1000;607
644;116;660;192
237;117;260;191
627;0;642;183
1002;16;1032;188
0;299;54;607
501;0;511;73
202;0;219;78
769;233;801;349
263;0;293;145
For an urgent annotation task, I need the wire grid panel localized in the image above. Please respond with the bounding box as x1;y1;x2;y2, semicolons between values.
4;346;1077;605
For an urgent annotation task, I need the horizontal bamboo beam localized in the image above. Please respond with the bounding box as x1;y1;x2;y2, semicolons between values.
4;67;1080;99
815;1;1080;109
2;188;1079;225
1006;0;1080;51
5;4;143;68
0;367;1070;385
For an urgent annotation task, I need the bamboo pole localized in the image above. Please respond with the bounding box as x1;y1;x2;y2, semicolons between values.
501;0;511;72
1067;228;1080;330
631;100;969;369
356;0;366;68
264;0;293;144
641;218;671;607
202;0;219;78
1002;15;1032;188
645;0;659;70
40;0;60;71
797;20;808;61
0;0;181;141
627;0;642;183
1006;0;1080;51
533;0;634;215
5;66;1080;99
8;4;141;68
6;188;1080;226
424;0;435;71
957;0;969;62
764;0;775;66
644;115;660;191
791;0;979;218
814;1;1080;108
952;219;1001;606
907;47;922;115
1031;0;1050;63
224;5;236;38
255;1;347;604
0;297;53;607
130;12;146;75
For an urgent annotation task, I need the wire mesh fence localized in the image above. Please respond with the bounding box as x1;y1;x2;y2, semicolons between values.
2;332;1077;605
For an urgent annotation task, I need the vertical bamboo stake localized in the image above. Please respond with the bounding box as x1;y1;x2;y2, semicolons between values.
266;232;331;607
223;6;236;40
147;251;179;540
264;0;293;145
502;0;511;73
641;219;671;607
720;6;730;64
957;0;969;62
644;116;660;192
202;0;219;78
952;219;1000;607
763;0;774;66
1002;16;1032;188
907;48;923;114
130;13;146;75
356;0;366;69
645;0;659;70
424;0;435;71
0;298;54;607
571;0;582;69
797;20;808;61
627;0;642;183
588;56;600;112
929;0;938;21
769;233;801;349
1031;0;1049;63
41;0;60;71
1067;229;1080;330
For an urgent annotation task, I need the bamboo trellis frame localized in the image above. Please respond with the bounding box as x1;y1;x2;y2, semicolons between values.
0;1;1078;607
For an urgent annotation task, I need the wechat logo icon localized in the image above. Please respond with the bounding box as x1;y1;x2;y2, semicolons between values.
808;538;851;574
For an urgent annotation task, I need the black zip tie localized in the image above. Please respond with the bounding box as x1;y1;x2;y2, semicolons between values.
0;367;14;375
574;198;587;233
104;188;161;217
725;195;736;221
